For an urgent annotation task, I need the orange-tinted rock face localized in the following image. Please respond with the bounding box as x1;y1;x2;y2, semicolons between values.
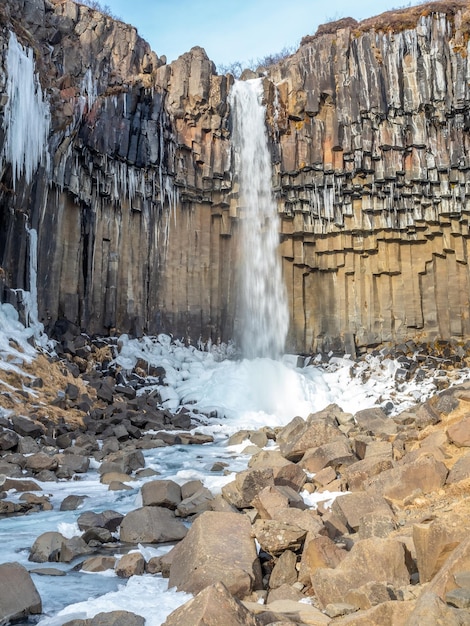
2;0;470;353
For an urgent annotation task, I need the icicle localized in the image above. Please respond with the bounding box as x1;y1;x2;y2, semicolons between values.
1;31;50;189
14;226;54;352
82;68;98;111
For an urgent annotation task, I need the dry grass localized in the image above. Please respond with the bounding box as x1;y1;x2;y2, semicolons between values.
0;354;94;428
301;0;470;45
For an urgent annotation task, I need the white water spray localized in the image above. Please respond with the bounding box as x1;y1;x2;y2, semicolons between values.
230;79;289;359
1;31;50;188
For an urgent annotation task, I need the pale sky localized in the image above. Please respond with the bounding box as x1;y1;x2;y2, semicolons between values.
106;0;415;68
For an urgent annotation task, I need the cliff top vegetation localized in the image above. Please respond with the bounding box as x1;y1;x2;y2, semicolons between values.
301;0;470;45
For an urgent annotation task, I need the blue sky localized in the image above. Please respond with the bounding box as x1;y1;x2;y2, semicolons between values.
106;0;414;67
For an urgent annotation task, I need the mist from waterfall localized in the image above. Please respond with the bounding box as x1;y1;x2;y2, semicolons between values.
229;79;289;359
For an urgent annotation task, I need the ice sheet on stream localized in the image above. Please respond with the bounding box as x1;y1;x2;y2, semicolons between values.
2;315;470;624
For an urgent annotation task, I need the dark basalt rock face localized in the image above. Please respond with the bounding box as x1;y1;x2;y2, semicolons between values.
1;0;470;353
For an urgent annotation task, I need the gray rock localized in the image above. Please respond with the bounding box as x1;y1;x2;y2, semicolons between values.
119;506;188;544
141;479;182;509
0;562;42;623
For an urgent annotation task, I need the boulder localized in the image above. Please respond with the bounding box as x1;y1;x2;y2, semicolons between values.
354;407;398;438
363;455;448;503
331;492;394;533
119;506;187;544
298;534;347;585
77;510;123;532
141;479;182;509
447;417;470;447
29;531;93;563
273;462;307;492
98;450;145;475
345;581;396;610
271;508;327;535
333;600;415;625
82;527;115;545
311;538;410;608
413;518;468;584
277;415;344;462
0;562;42;623
11;415;45;438
81;556;117;573
343;456;394;491
115;552;145;578
55;453;90;477
168;511;261;598
248;449;292;470
266;582;305;604
176;487;214;517
405;592;468;626
24;452;58;473
221;467;274;508
228;429;268;448
0;430;19;450
2;477;42;492
163;582;258;626
63;611;145;626
251;485;307;519
446;452;470;484
299;438;356;473
358;512;397;540
269;550;298;588
246;598;330;624
60;495;88;511
252;519;307;555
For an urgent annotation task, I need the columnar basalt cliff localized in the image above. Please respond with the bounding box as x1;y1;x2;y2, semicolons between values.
1;0;470;353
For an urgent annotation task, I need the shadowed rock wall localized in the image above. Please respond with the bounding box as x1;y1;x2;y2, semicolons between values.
1;0;470;353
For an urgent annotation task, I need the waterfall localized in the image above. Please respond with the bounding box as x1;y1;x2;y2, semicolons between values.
230;79;289;359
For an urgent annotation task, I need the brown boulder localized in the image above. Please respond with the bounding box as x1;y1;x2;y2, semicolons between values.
354;407;397;438
269;550;298;589
221;467;274;508
447;417;470;447
81;556;117;573
333;600;415;625
343;456;394;491
299;437;356;473
363;455;448;503
168;511;261;598
115;552;145;578
251;485;307;519
446;452;470;484
413;517;468;583
176;486;213;517
252;519;307;555
277;415;344;462
331;492;394;533
163;582;258;626
311;538;410;608
141;479;182;509
298;534;347;585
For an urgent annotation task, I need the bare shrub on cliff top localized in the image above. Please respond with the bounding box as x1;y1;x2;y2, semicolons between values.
73;0;121;21
218;46;296;78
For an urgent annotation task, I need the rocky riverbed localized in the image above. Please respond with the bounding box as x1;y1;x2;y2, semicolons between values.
1;323;470;624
